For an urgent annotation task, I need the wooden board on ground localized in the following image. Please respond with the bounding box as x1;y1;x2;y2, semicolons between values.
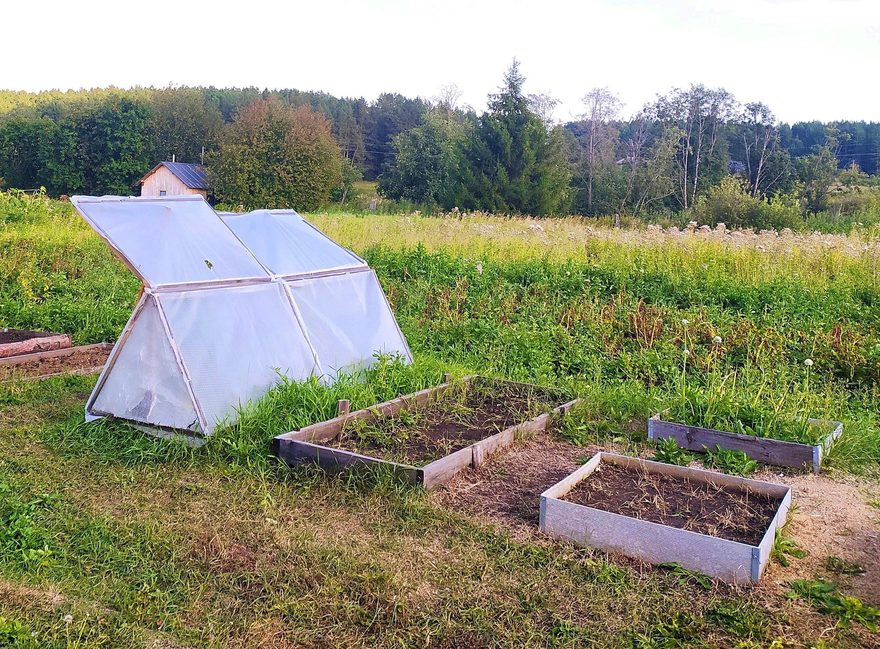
647;414;844;474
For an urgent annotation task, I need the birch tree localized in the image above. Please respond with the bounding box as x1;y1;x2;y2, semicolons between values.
650;85;736;209
580;87;622;214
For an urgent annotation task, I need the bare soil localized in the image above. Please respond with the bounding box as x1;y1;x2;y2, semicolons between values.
329;379;567;466
437;430;591;532
563;462;782;545
755;468;880;606
0;345;110;380
0;329;54;344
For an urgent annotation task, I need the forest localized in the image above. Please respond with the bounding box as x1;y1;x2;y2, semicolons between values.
1;62;878;227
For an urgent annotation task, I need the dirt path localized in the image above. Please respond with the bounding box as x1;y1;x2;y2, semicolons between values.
436;431;596;539
757;469;880;606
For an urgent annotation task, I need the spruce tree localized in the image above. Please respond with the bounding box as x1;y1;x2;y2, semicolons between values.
464;60;571;215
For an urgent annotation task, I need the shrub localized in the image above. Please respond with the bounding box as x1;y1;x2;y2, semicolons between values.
208;99;344;211
689;177;804;230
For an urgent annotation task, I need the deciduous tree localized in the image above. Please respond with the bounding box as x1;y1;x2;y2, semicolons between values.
209;99;343;210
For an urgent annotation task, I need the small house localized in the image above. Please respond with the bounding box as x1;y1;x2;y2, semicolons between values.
139;161;209;199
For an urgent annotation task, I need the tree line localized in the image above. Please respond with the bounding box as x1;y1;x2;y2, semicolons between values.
1;65;878;221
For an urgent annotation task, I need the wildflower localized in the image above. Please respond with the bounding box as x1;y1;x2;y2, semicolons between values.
682;348;690;356
63;614;73;624
804;358;814;367
475;262;483;275
712;336;722;344
681;318;689;326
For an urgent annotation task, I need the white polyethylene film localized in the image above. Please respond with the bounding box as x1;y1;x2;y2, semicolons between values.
70;196;268;287
91;296;200;430
221;210;364;277
287;270;411;376
157;282;318;431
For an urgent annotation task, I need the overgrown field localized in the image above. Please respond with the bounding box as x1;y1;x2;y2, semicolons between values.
1;191;879;647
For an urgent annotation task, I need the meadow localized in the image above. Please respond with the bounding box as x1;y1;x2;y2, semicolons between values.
1;190;879;647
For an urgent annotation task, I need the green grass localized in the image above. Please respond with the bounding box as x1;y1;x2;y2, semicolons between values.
1;191;880;646
1;375;871;648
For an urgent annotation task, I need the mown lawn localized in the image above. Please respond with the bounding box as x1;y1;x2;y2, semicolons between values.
1;192;878;647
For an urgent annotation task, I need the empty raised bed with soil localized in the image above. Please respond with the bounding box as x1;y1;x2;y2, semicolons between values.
540;452;791;584
0;329;71;359
0;343;112;380
648;414;843;474
274;376;579;489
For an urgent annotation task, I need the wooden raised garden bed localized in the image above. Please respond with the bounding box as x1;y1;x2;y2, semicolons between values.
0;342;112;381
273;376;580;490
647;414;843;474
540;452;792;584
0;329;71;359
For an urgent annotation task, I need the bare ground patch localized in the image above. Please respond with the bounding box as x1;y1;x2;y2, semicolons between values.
435;430;591;538
755;468;880;606
0;577;65;611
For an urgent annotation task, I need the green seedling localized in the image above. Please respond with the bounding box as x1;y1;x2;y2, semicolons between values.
772;529;807;567
824;555;865;576
787;579;878;631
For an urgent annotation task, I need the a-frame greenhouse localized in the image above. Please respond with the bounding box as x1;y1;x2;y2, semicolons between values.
70;195;411;437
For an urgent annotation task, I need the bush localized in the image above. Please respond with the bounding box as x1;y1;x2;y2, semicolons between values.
689;177;804;230
806;186;880;233
208;99;344;211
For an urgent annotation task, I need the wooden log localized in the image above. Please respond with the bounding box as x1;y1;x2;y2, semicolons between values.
0;333;74;360
0;342;112;367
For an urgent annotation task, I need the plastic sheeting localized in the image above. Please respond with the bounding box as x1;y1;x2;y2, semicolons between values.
288;270;410;375
72;195;412;436
70;196;268;287
221;210;364;277
158;282;318;426
91;295;201;430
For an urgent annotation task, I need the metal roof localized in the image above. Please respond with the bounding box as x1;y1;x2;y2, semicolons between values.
139;161;209;190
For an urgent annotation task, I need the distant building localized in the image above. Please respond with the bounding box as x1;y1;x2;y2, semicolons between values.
728;159;747;175
139;161;209;199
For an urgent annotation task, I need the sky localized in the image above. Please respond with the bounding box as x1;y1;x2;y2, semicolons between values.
3;0;878;123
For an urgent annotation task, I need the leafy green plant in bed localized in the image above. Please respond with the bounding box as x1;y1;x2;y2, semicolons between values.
652;437;692;466
665;371;836;445
703;445;758;476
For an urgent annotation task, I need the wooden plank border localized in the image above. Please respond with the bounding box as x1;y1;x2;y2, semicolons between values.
647;414;843;474
273;375;579;490
539;452;792;585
